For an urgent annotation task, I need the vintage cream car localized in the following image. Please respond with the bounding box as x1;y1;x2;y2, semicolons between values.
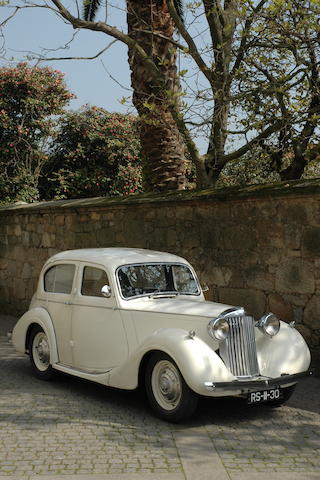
12;248;311;421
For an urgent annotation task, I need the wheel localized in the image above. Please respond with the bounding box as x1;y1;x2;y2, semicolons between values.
29;326;54;380
145;352;198;422
268;385;296;407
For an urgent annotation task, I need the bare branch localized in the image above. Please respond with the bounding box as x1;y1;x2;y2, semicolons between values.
222;120;286;163
231;0;268;76
36;40;117;62
167;0;212;84
100;58;132;92
0;6;20;28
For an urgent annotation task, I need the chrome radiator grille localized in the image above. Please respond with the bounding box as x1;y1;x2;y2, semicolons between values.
221;315;259;378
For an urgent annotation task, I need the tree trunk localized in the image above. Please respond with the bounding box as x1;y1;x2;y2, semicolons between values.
127;0;187;192
205;87;230;183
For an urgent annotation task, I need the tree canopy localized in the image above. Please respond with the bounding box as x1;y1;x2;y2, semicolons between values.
0;64;143;204
41;105;142;199
0;62;74;202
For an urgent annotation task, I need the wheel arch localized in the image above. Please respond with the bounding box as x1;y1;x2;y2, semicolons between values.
12;308;59;364
138;349;163;389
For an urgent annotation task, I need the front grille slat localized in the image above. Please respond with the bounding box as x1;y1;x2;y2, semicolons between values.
223;315;259;378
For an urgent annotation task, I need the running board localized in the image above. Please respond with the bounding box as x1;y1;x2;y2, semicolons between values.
53;363;112;385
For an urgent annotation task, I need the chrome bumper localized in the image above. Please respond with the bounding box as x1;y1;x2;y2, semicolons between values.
204;370;312;391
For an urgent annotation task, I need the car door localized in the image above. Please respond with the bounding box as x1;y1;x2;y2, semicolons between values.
43;262;76;366
70;263;128;372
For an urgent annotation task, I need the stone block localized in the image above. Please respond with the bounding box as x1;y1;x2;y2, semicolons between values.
211;267;232;287
77;232;97;249
275;258;315;294
245;264;274;291
21;263;33;279
302;227;320;257
90;212;101;221
268;293;294;322
65;215;76;230
0;258;8;270
259;247;283;265
30;232;41;248
283;202;309;225
200;224;221;251
96;227;116;246
223;225;257;252
54;215;65;226
0;234;8;246
229;270;246;288
21;231;30;247
284;224;302;250
296;324;312;341
36;222;45;234
304;295;320;330
41;232;54;248
218;288;267;318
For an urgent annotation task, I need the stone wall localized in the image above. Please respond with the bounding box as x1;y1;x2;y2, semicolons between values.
0;179;319;372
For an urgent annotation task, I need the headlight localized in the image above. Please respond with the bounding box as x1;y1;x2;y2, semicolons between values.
258;313;280;337
207;317;229;341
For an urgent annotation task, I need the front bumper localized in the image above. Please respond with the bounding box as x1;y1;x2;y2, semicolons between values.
204;370;312;392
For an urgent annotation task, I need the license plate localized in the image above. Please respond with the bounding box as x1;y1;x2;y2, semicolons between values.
248;388;282;404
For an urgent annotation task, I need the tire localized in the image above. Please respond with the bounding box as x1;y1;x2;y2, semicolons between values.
29;326;55;380
267;385;296;407
145;352;198;422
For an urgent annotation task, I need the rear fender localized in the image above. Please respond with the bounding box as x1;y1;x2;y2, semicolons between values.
12;308;59;364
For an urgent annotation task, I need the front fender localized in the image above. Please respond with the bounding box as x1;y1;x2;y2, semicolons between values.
108;328;235;394
12;307;59;364
257;322;311;377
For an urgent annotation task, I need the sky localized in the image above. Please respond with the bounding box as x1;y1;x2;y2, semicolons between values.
0;1;134;114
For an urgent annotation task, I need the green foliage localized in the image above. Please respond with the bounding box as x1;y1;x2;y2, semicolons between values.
227;0;320;179
0;62;74;203
41;105;143;199
302;145;320;179
218;151;281;188
218;145;320;188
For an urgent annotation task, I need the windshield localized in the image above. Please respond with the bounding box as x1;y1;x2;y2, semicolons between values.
117;263;200;299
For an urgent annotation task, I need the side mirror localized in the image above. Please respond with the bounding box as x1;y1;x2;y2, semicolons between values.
101;285;112;298
202;284;209;292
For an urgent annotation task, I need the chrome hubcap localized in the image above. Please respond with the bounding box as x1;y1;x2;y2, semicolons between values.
151;360;182;411
33;332;50;371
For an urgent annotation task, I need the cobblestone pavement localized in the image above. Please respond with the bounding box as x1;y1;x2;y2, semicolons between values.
0;329;319;480
0;336;183;477
200;388;320;475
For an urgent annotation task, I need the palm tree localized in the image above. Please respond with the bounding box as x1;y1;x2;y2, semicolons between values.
83;0;187;192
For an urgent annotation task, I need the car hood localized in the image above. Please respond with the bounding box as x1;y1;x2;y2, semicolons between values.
120;295;235;319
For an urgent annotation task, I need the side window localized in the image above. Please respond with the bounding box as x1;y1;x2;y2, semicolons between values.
81;266;110;297
44;264;75;294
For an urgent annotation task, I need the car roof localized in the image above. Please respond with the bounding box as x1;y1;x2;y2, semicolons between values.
45;248;190;270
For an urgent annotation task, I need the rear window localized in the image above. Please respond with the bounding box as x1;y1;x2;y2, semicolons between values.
44;264;75;294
